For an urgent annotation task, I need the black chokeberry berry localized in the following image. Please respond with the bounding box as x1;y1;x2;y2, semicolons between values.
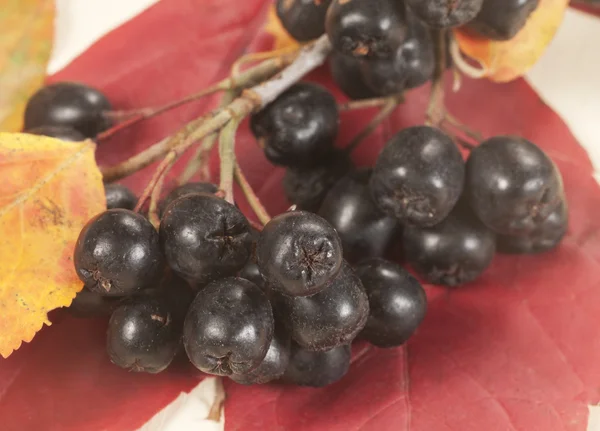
329;51;379;100
318;169;397;264
69;287;121;318
466;136;564;236
326;0;408;58
276;0;332;42
283;149;354;211
467;0;540;40
406;0;484;28
159;193;253;285
250;83;338;168
275;261;369;351
107;295;180;373
183;277;274;376
257;211;343;297
230;320;291;385
403;204;496;286
25;125;86;142
498;198;568;254
24;82;112;138
158;182;218;217
74;209;163;296
355;258;427;348
283;343;351;387
370;126;465;227
104;184;137;210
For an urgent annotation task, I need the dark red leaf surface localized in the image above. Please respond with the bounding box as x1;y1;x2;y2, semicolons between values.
1;1;600;430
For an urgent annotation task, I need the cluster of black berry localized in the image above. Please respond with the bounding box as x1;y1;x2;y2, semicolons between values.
25;0;564;390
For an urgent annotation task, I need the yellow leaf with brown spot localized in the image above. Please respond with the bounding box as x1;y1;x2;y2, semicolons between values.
454;0;569;83
264;2;301;51
0;133;105;358
0;0;55;132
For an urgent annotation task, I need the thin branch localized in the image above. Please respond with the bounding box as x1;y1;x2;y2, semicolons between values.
178;90;237;185
97;54;295;142
234;161;271;225
218;117;242;204
338;96;394;112
443;113;484;142
426;29;448;127
134;151;178;213
345;96;401;153
250;35;332;108
101;36;333;183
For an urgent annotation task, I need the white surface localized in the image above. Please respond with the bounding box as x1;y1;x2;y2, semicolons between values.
48;0;159;74
48;2;600;430
137;378;224;431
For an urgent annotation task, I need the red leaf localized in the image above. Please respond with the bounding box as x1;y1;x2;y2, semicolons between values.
1;1;599;430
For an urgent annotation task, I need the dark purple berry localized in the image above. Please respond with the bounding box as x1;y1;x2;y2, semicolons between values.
403;204;496;286
24;82;112;138
74;209;163;296
159;182;218;217
467;0;540;40
159;193;252;285
250;83;338;168
355;258;427;347
370;126;465;227
466;136;564;236
318;169;397;264
183;278;274;376
230;320;291;385
107;296;180;373
326;0;408;58
406;0;484;28
276;0;333;41
283;343;351;387
104;184;137;210
257;211;343;297
498;198;568;254
275;261;369;351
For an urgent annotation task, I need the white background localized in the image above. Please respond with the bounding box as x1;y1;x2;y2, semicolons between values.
48;1;600;430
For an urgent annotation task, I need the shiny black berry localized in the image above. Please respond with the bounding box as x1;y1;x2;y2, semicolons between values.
355;258;427;347
159;182;218;217
74;209;163;296
25;125;86;142
69;287;121;318
104;184;137;210
318;169;397;264
107;295;180;373
283;149;354;211
467;0;540;40
250;83;338;168
326;0;408;58
183;277;274;376
257;211;343;297
466;136;564;236
370;126;465;227
276;0;332;41
24;82;112;138
330;51;378;100
406;0;484;28
275;261;369;351
160;193;252;285
283;343;351;387
498;198;568;254
230;320;291;385
403;204;496;286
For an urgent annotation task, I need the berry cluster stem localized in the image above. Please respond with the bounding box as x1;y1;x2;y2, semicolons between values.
234;161;271;225
218;116;243;205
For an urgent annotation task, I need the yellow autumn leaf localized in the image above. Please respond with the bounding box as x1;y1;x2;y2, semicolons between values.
0;133;105;358
0;0;55;132
453;0;569;82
